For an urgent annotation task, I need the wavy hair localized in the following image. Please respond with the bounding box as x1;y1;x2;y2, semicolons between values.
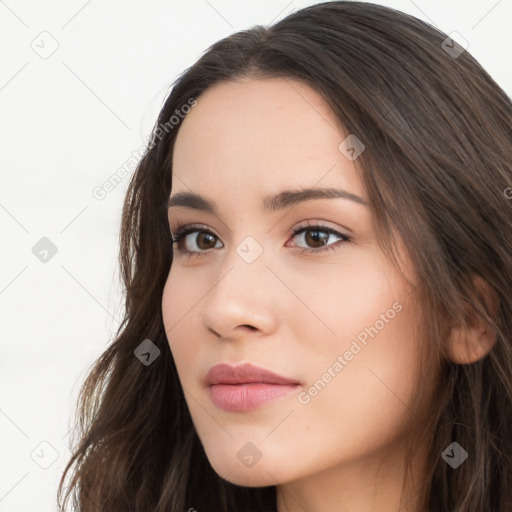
57;2;512;510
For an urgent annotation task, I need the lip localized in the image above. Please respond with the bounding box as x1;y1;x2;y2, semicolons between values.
204;363;301;412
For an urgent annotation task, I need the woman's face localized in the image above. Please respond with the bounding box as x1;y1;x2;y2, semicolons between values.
162;77;429;489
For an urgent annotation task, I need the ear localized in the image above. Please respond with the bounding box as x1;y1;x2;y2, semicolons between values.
446;276;500;365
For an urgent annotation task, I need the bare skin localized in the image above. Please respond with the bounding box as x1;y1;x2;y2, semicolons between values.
161;77;495;511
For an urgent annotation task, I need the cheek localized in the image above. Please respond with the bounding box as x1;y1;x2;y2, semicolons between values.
284;248;408;358
162;270;203;380
162;265;203;331
300;288;421;444
286;252;422;434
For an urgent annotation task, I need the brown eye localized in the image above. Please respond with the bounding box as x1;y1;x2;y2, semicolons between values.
171;227;222;255
190;232;217;250
170;223;351;259
289;224;351;254
303;229;330;248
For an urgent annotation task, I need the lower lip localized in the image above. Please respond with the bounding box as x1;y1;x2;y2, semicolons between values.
209;383;299;412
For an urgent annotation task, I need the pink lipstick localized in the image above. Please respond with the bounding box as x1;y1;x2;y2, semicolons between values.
204;363;300;412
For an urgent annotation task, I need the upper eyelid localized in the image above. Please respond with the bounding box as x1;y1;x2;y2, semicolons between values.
171;223;216;237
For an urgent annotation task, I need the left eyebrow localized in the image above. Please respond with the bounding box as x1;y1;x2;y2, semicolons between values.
168;187;368;215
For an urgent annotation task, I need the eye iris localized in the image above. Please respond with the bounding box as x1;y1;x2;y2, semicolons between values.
196;232;216;250
305;229;329;248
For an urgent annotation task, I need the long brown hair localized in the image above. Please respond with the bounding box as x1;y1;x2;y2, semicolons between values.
57;2;512;510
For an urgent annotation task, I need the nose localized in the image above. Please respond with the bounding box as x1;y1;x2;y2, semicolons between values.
202;246;279;341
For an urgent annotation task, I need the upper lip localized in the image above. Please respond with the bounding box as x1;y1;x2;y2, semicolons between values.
204;363;300;386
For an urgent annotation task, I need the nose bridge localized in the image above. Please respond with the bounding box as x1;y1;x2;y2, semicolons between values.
202;233;277;336
211;233;269;304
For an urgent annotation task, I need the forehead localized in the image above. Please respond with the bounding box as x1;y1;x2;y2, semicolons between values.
171;77;365;202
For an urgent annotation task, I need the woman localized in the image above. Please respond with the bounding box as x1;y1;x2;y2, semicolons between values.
57;2;512;511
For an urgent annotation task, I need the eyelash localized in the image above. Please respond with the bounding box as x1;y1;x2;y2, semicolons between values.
169;221;352;259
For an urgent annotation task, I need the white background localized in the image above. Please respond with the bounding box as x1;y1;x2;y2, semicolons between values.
1;1;511;510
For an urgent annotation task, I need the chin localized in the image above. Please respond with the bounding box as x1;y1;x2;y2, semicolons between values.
208;455;289;487
218;468;279;488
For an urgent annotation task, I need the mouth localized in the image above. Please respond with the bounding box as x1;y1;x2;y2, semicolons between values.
204;363;301;412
